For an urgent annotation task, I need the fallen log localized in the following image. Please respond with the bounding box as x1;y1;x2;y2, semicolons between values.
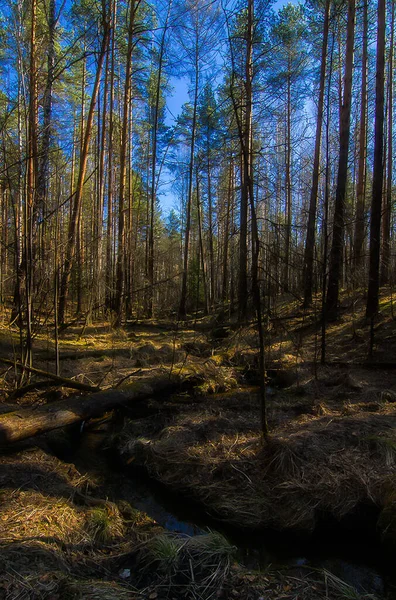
0;372;189;445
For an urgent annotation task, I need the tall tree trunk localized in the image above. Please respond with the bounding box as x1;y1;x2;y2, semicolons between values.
58;5;110;326
196;170;209;314
94;45;110;316
326;0;355;319
37;0;56;213
321;30;335;363
36;0;56;280
147;1;171;318
366;0;386;318
222;160;233;302
380;0;394;285
106;0;117;311
179;48;199;319
76;54;86;318
238;0;253;321
283;71;292;293
303;0;330;307
207;147;215;308
353;0;368;274
114;0;136;324
24;0;38;370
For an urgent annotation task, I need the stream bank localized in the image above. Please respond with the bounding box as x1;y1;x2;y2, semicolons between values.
82;433;388;599
104;374;396;599
2;437;386;600
1;403;395;598
46;392;389;600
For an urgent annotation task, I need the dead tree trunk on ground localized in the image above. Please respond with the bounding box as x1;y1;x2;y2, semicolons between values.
0;372;192;444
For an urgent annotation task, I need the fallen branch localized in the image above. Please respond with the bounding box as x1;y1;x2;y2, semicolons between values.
9;380;59;400
0;357;100;393
38;348;131;361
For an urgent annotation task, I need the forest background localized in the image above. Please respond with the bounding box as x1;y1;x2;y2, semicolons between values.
0;0;393;367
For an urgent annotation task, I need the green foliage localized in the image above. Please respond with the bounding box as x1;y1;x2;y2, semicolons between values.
143;534;182;573
186;531;235;560
86;507;113;544
267;3;309;106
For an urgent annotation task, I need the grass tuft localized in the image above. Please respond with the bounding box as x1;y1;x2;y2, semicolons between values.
85;505;124;544
323;569;378;599
141;533;182;574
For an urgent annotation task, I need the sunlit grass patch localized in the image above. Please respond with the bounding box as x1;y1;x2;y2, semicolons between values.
85;504;124;545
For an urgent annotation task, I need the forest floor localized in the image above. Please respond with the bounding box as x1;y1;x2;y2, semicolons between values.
0;289;395;599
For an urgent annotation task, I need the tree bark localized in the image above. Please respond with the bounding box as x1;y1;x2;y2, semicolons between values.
380;0;394;285
179;51;199;319
238;0;253;321
353;0;368;274
366;0;386;318
147;1;171;318
105;0;117;311
0;373;189;445
283;71;292;293
114;0;136;324
58;5;110;325
325;0;355;319
196;170;209;314
302;0;330;307
24;0;39;371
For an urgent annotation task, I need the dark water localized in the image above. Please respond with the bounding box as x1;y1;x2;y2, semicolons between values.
71;427;388;598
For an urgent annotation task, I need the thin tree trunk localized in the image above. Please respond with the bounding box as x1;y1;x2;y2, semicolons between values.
284;72;292;293
196;170;209;314
238;4;253;321
114;0;136;324
366;0;386;318
326;0;355;319
95;44;110;316
24;0;38;371
106;0;117;311
37;0;55;216
207;149;215;308
380;0;394;285
353;0;368;274
303;0;330;307
147;1;171;318
321;31;335;364
58;6;110;325
222;161;233;302
179;48;199;319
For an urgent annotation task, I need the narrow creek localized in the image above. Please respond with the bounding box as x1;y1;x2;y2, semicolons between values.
63;419;390;598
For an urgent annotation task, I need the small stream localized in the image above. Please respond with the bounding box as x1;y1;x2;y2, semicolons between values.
66;424;389;598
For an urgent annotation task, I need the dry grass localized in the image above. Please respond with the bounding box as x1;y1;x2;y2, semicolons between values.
117;386;396;535
0;447;153;598
223;563;383;600
137;531;235;599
